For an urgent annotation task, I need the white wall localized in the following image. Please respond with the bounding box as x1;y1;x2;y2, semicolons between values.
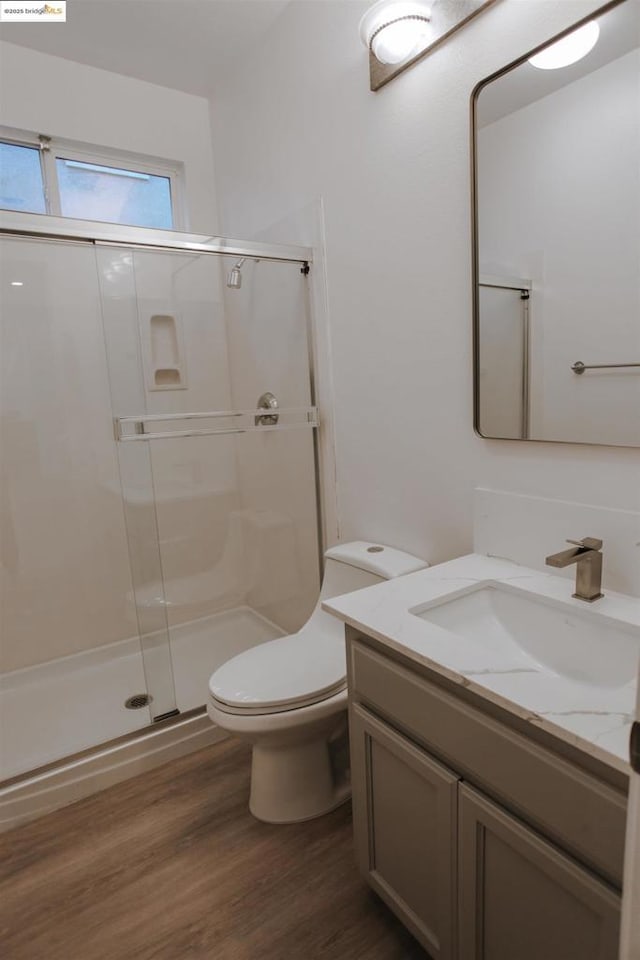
0;41;218;233
475;489;640;598
209;0;640;566
478;49;640;445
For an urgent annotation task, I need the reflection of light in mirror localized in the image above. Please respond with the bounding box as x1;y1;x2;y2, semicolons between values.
529;21;600;70
10;281;24;286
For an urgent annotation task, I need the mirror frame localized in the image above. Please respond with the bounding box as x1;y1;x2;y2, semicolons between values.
470;0;634;447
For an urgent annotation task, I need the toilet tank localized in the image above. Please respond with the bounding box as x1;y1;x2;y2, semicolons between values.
319;541;428;601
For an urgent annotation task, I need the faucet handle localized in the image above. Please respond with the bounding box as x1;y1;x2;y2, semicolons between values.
566;537;603;551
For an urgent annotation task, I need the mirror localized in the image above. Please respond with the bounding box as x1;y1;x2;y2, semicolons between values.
472;0;640;447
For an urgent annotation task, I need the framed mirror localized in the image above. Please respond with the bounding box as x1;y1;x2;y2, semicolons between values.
472;0;640;447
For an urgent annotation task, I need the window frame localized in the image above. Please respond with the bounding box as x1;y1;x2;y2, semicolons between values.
0;126;185;230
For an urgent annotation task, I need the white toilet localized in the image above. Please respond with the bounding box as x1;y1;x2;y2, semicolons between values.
207;541;428;823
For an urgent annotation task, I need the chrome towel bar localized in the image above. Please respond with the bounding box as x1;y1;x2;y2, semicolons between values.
571;361;640;375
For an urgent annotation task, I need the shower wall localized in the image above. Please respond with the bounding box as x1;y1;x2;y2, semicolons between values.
222;257;319;634
99;247;319;638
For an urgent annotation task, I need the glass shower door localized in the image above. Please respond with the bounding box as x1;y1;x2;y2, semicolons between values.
0;236;152;781
97;245;321;717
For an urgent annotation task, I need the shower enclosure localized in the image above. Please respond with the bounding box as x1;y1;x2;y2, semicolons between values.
0;212;322;812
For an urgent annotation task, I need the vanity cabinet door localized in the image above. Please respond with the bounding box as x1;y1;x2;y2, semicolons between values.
350;704;458;960
458;784;621;960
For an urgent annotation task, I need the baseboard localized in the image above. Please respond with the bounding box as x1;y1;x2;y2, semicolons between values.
0;710;226;833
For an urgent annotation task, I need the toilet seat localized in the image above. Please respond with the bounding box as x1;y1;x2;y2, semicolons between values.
210;681;346;716
209;617;346;715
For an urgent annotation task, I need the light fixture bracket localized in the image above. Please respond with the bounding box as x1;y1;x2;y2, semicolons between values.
361;0;499;91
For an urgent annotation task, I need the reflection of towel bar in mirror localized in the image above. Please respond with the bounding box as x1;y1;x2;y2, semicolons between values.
571;361;640;375
479;274;531;292
114;407;318;441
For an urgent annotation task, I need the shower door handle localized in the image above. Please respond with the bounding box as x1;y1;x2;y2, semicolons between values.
114;405;317;441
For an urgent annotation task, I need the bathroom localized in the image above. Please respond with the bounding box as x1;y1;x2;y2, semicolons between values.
0;0;639;957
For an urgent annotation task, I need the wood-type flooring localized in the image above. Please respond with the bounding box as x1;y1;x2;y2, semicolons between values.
0;738;427;960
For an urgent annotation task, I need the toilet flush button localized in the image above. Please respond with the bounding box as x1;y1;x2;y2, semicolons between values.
367;546;384;553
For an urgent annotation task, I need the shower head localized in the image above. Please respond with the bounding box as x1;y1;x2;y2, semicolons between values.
226;257;246;289
226;257;260;289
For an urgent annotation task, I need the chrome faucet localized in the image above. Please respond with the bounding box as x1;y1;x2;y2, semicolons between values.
545;537;604;602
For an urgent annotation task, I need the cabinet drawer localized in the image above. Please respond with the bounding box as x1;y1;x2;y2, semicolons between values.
349;640;627;887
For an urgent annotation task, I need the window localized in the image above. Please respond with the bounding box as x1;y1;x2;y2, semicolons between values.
0;141;46;214
55;158;173;229
0;130;182;229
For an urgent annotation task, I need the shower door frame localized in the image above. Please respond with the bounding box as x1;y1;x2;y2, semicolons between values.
0;210;325;724
0;210;312;265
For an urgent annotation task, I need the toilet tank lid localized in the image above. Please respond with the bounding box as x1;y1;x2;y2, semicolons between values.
324;541;428;579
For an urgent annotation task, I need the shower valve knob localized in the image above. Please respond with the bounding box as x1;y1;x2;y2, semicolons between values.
255;392;279;426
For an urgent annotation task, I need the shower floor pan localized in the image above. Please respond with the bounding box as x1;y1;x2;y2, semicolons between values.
0;605;283;782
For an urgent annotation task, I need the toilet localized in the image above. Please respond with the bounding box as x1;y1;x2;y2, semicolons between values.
207;541;428;823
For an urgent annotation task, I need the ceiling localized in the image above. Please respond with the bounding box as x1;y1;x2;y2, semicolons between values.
0;0;292;97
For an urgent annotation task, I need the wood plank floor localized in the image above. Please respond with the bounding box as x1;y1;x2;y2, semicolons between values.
0;738;427;960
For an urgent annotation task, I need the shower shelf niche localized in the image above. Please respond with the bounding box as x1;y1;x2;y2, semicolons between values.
144;313;188;391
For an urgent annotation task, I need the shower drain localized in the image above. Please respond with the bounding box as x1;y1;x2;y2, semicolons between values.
125;693;152;710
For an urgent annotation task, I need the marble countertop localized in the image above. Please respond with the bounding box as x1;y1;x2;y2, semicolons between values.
323;554;640;775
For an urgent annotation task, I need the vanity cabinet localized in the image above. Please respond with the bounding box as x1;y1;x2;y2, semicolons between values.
347;634;627;960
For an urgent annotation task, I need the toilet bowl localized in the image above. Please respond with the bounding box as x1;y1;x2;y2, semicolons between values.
207;540;428;823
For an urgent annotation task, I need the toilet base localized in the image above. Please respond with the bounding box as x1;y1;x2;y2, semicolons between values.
207;691;351;824
249;724;350;824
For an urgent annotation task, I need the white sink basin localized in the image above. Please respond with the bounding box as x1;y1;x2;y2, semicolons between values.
411;582;640;689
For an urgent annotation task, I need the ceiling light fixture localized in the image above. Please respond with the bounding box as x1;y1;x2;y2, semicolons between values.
360;0;496;92
360;1;433;66
528;21;600;70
